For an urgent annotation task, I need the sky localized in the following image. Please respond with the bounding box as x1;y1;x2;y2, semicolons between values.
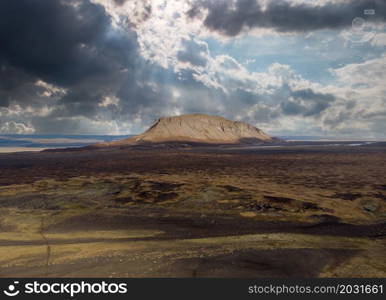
0;0;385;138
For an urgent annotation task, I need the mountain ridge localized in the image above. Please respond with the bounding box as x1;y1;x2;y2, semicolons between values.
93;114;274;148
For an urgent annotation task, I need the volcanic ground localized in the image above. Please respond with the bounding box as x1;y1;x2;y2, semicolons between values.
0;143;385;277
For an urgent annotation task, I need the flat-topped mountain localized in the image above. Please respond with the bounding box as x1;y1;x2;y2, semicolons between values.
95;114;274;147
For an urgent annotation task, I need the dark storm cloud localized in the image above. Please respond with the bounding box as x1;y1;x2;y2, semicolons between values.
291;88;335;103
0;62;34;107
0;0;137;87
188;0;386;36
0;0;371;136
0;0;164;133
281;88;336;117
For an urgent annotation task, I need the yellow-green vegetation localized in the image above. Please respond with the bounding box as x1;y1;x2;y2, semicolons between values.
1;173;385;224
0;209;384;277
0;172;385;277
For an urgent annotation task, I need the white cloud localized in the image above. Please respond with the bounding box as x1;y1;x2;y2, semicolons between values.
318;55;386;135
12;0;382;138
331;54;386;92
371;33;386;47
35;80;67;98
0;121;35;134
1;104;55;118
98;95;120;107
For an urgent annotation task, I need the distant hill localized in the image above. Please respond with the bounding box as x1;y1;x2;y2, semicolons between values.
93;114;275;147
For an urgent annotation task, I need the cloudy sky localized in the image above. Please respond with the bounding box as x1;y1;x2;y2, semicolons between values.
0;0;385;138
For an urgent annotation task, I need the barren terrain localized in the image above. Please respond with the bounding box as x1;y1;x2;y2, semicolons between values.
0;143;385;277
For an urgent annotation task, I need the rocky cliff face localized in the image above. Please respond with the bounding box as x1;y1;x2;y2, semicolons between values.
96;114;274;147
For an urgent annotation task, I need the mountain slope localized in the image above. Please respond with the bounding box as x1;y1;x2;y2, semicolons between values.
95;114;274;147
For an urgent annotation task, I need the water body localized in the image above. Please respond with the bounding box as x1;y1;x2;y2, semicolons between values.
0;134;132;153
0;135;380;153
